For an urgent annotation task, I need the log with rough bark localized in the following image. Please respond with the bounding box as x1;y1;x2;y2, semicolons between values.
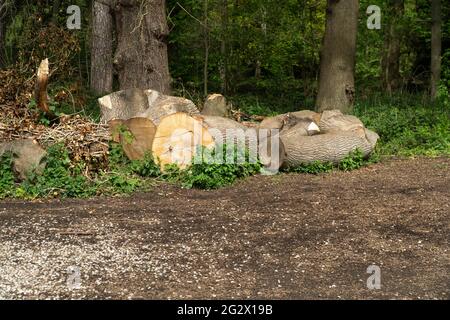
98;89;200;124
108;117;157;160
34;59;52;116
108;119;125;143
280;126;379;167
318;110;364;133
259;110;321;135
0;139;47;180
151;113;284;171
120;118;156;160
113;0;171;94
201;93;230;117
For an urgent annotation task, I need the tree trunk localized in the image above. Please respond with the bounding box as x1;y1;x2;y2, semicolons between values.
90;0;114;95
219;0;228;94
0;0;6;68
381;0;404;94
431;0;442;101
114;0;171;94
203;0;209;97
315;0;359;113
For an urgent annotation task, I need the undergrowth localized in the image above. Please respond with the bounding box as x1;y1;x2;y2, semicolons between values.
0;143;263;198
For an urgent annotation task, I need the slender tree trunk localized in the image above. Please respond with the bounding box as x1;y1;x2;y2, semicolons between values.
90;0;114;95
219;0;228;94
52;0;61;24
114;0;171;94
203;0;209;97
255;6;266;80
431;0;442;101
381;0;404;94
315;0;359;113
0;0;6;68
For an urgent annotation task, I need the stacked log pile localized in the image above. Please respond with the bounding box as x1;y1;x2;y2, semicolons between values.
1;58;378;180
99;90;379;172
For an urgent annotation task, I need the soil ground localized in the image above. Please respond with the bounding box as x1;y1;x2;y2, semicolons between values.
0;157;448;300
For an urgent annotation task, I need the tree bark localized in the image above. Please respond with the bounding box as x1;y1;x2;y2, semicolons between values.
98;88;199;124
431;0;442;101
109;117;157;160
203;0;209;97
114;0;171;94
90;0;114;95
381;0;404;94
315;0;359;113
281;127;377;167
219;0;228;94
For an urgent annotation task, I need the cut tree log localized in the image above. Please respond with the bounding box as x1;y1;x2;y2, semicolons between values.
151;112;215;169
34;58;53;117
201;94;230;117
280;126;378;167
151;113;284;171
107;117;157;160
259;111;321;135
119;118;156;160
0;139;47;180
318;109;364;133
98;89;199;125
258;129;286;174
108;119;125;143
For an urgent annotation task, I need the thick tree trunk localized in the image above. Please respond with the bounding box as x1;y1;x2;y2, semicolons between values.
90;0;114;95
431;0;442;101
114;0;171;94
315;0;359;113
381;0;404;94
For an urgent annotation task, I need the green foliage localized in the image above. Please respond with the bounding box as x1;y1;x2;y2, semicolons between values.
20;144;95;198
287;160;334;175
168;0;325;100
129;154;162;178
108;142;132;171
0;153;15;199
338;149;366;172
0;143;160;199
162;145;261;190
354;94;450;156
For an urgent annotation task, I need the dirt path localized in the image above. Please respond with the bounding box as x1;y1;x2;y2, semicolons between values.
0;157;448;300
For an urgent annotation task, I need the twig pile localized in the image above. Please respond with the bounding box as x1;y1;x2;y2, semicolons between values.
0;107;111;170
